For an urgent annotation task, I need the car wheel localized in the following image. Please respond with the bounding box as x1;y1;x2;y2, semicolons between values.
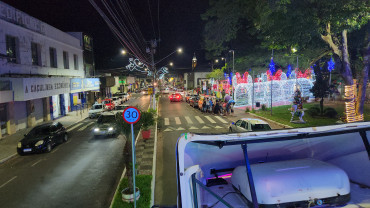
63;134;68;142
17;150;24;156
45;143;52;153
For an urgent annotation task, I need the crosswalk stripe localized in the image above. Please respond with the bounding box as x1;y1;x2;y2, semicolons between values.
164;118;169;126
205;116;216;124
195;116;204;124
215;116;228;124
201;126;210;129
77;122;94;131
189;126;198;130
164;128;173;132
67;123;84;131
214;126;223;129
175;117;181;125
185;116;193;124
176;127;185;130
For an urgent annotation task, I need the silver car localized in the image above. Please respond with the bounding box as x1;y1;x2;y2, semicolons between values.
93;112;118;137
229;118;271;133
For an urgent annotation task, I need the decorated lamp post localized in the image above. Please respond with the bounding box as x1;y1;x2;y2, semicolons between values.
327;57;335;99
269;57;275;116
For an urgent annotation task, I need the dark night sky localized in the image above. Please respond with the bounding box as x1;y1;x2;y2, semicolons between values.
2;0;208;71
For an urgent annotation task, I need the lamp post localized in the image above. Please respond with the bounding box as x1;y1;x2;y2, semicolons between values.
229;50;235;99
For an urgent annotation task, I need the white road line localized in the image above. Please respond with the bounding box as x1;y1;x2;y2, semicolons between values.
215;116;229;124
77;122;94;131
31;159;43;167
195;116;204;124
175;117;181;125
164;118;169;126
205;116;216;123
0;176;17;189
67;123;84;132
51;148;59;154
185;116;193;124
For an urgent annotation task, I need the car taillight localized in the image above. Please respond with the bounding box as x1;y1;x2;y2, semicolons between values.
177;96;180;98
170;96;173;99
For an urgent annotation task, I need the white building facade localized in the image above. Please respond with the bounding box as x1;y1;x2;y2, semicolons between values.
0;1;89;137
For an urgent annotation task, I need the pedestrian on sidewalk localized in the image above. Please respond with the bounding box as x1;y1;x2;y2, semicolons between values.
214;99;221;115
209;98;213;113
205;98;210;113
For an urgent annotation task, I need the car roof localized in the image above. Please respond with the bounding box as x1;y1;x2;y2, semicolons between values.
239;118;269;125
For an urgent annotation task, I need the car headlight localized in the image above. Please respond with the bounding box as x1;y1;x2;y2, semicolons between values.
17;142;22;148
35;140;44;146
108;127;114;131
94;128;100;132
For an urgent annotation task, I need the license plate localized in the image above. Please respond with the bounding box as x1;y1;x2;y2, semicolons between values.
23;148;32;152
100;131;106;134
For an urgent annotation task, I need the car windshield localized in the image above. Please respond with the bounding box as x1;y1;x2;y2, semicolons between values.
103;100;111;104
93;105;103;109
251;124;271;131
97;115;116;123
112;98;117;100
28;126;50;136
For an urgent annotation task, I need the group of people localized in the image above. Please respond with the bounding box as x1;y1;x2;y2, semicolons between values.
199;95;236;116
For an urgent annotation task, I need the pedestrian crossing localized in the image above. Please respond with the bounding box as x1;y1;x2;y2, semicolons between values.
162;115;230;132
68;121;96;132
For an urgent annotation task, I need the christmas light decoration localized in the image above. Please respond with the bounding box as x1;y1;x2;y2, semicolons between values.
344;80;363;123
328;57;335;72
269;58;276;75
287;65;292;78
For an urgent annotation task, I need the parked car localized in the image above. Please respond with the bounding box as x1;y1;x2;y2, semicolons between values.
111;97;122;106
17;122;68;155
142;89;149;95
229;118;271;133
112;105;129;115
170;93;182;102
93;112;118;137
163;88;170;94
102;98;115;110
89;103;104;118
113;93;127;102
189;96;200;108
135;89;141;93
177;89;185;97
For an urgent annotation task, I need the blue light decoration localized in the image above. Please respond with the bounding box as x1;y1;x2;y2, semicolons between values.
269;57;276;75
286;64;292;78
229;72;233;85
224;72;227;79
327;57;335;72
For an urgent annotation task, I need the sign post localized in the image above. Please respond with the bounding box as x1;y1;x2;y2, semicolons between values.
122;107;141;208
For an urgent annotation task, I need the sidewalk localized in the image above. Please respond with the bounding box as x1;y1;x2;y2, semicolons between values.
0;110;89;163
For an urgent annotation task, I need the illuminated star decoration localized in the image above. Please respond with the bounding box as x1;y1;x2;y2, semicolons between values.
269;58;276;75
327;57;335;72
287;64;292;78
126;58;149;73
156;67;169;79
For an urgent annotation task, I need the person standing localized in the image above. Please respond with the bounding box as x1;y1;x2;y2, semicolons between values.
209;98;213;113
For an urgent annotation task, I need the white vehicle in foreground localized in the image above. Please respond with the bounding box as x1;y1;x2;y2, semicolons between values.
174;122;370;208
111;97;122;106
88;104;104;118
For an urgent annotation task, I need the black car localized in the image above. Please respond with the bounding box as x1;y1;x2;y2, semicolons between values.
17;122;68;155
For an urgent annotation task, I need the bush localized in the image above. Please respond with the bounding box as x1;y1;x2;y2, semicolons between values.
261;104;268;111
324;107;338;118
245;107;250;113
307;106;320;117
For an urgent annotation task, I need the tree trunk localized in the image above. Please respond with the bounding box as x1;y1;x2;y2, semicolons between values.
123;134;134;193
341;30;354;86
356;31;370;116
320;97;324;116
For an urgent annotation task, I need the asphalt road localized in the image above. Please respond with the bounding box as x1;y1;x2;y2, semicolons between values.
154;94;233;206
0;94;150;208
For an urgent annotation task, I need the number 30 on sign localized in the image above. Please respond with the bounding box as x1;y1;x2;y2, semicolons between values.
122;107;141;124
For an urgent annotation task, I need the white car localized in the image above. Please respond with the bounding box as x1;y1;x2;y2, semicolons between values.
229;118;271;133
89;104;104;118
111;97;122;106
163;88;170;94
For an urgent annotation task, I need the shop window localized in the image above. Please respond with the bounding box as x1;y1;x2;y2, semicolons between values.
49;47;57;68
6;35;18;63
73;54;79;70
31;42;41;66
63;51;69;69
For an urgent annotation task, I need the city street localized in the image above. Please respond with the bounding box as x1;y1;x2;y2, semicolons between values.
0;94;150;208
155;94;234;206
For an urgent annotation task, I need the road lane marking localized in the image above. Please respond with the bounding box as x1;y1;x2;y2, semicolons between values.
77;122;94;131
215;116;228;124
201;126;210;129
185;116;193;124
214;126;223;129
67;123;84;132
175;117;181;125
51;148;59;153
31;159;43;167
205;116;216;123
164;128;173;132
164;118;169;126
0;176;17;189
195;116;204;124
176;127;185;131
189;126;198;130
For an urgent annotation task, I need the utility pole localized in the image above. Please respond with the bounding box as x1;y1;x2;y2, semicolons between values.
148;39;157;109
270;49;273;116
252;69;254;111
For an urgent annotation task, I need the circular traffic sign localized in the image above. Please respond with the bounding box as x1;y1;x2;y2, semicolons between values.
122;106;141;124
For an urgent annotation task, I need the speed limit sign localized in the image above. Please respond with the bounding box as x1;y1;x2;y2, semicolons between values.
122;106;141;124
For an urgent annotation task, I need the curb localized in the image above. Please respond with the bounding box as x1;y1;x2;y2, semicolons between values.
248;112;293;129
150;96;159;207
0;113;88;164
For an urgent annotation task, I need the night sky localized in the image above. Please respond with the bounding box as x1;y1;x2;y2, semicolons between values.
2;0;209;71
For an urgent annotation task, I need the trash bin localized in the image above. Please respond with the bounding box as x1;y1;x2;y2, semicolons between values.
256;102;260;107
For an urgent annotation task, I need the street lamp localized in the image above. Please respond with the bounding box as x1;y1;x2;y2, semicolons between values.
169;62;174;67
121;49;127;55
215;59;219;63
229;50;235;99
